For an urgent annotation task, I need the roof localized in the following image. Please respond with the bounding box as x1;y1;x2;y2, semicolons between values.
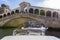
30;6;60;11
1;36;60;40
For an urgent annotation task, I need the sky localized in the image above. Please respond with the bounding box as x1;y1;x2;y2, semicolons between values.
0;0;60;9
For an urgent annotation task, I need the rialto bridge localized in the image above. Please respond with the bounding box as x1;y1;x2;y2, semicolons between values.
0;2;60;28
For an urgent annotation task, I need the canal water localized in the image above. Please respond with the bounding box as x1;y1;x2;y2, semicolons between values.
0;28;15;39
0;28;60;39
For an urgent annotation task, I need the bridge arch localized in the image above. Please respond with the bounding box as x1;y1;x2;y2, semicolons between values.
3;16;45;28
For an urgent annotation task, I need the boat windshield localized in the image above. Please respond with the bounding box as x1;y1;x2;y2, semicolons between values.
13;29;42;36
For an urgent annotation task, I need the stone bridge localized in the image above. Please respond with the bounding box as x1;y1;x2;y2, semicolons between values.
0;13;60;28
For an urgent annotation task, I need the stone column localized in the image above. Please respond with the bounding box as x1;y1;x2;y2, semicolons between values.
45;11;46;17
39;9;40;15
51;11;53;18
33;8;35;14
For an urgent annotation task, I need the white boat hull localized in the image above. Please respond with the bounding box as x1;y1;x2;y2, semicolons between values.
1;36;60;40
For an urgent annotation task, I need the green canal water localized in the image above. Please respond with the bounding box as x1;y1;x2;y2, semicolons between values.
0;28;16;39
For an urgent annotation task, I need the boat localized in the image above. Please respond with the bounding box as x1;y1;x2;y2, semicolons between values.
1;26;60;40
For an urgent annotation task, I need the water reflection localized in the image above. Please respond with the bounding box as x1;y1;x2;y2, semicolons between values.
23;20;45;28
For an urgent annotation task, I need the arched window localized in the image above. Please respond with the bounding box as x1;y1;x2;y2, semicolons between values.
3;14;6;17
46;11;51;17
40;10;45;15
15;10;19;13
29;8;33;13
0;15;2;18
34;9;39;15
7;13;10;16
11;11;14;15
53;12;58;18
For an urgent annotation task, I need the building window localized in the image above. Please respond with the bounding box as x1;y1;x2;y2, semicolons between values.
34;9;39;15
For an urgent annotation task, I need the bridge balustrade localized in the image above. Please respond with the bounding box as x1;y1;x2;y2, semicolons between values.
0;12;59;24
0;12;60;28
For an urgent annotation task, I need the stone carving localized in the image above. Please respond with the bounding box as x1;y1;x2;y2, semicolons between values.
19;2;31;12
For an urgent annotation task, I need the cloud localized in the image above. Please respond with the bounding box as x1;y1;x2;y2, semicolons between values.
1;0;9;4
1;0;8;2
37;0;60;9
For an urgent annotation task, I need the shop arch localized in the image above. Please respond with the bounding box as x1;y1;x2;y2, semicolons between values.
11;11;14;15
46;11;51;17
15;10;19;13
29;8;33;13
40;10;45;15
7;13;10;16
0;15;2;18
53;12;58;18
34;9;39;15
3;14;6;17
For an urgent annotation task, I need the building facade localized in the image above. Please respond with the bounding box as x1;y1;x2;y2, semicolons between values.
0;4;11;18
